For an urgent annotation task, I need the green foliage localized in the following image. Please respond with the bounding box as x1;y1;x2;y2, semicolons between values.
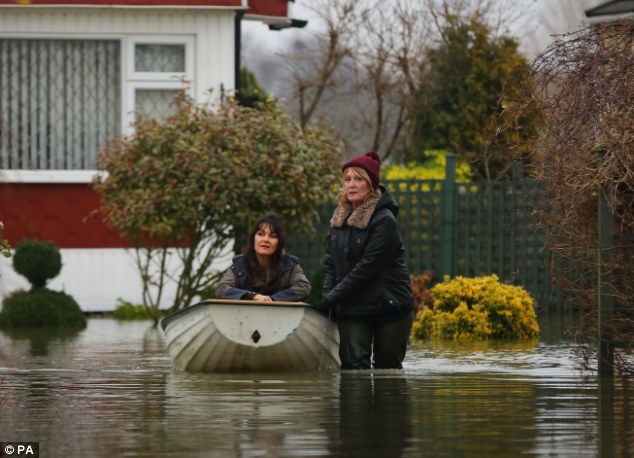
408;19;541;180
412;274;540;340
384;150;472;182
238;67;270;108
112;298;152;321
94;93;342;317
0;289;86;328
0;221;11;259
12;239;62;289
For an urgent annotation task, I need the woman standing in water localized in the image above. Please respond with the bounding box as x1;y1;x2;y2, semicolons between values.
216;212;311;302
313;151;415;369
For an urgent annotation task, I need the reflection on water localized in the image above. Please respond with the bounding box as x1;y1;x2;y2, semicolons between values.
0;316;633;457
0;326;82;357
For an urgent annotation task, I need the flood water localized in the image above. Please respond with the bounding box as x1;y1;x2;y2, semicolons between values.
1;315;633;457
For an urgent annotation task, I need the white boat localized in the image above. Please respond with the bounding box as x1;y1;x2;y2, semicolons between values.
160;299;340;372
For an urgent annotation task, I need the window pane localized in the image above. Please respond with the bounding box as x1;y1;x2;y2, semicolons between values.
135;44;185;72
135;89;179;121
0;39;121;170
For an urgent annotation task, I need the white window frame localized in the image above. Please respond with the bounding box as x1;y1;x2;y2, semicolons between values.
122;35;195;134
126;81;191;122
126;35;194;80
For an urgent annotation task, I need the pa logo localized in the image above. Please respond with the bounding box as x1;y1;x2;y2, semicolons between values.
3;444;37;455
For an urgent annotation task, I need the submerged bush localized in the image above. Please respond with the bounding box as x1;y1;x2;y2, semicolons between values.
412;274;539;340
113;298;151;321
0;289;86;328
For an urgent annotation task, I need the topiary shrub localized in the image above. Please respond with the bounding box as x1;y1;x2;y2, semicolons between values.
0;289;85;328
12;239;62;289
412;274;539;340
0;239;85;329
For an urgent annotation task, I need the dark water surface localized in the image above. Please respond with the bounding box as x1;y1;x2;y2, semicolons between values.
1;316;633;457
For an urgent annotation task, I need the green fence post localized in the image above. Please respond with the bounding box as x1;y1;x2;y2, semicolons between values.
597;188;614;376
511;162;522;282
441;154;457;278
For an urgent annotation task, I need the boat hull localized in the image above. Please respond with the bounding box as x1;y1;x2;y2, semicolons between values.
160;300;340;372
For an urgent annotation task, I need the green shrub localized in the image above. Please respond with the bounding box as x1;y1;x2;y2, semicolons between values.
112;298;151;320
12;240;62;289
0;289;86;328
412;274;539;340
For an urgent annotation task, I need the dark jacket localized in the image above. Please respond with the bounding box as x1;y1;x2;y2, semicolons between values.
323;186;414;318
216;253;311;302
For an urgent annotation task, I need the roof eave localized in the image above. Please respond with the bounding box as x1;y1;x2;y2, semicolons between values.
584;12;634;24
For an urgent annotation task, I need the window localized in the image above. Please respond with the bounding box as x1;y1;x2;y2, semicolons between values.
135;88;182;120
135;43;185;73
0;39;121;170
0;35;194;172
125;36;193;127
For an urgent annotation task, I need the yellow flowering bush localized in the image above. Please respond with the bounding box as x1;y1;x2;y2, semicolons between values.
412;274;540;340
384;150;472;182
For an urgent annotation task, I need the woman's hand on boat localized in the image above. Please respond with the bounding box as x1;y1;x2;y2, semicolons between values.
253;294;273;302
310;297;333;315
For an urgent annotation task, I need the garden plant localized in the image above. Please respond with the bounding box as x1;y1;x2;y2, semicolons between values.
0;240;85;329
412;274;540;340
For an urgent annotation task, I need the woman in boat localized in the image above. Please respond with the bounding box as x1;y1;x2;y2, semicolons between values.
216;212;311;302
312;150;415;369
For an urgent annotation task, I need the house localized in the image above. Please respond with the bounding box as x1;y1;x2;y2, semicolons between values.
0;0;303;311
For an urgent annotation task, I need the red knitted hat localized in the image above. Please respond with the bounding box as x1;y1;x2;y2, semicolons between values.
342;150;382;190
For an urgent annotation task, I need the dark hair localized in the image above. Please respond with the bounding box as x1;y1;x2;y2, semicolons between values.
244;212;287;271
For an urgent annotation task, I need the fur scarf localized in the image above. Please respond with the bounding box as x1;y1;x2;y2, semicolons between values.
330;191;382;229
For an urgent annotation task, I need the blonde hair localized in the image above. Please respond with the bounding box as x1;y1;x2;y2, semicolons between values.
337;166;380;204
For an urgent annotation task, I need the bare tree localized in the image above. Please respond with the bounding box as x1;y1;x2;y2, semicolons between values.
426;0;523;39
281;0;429;159
349;0;429;159
513;20;634;373
282;0;361;129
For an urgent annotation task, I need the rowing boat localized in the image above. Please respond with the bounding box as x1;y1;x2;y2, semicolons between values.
160;299;340;372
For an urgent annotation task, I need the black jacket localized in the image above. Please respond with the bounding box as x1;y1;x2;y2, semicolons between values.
323;186;414;318
216;253;311;302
